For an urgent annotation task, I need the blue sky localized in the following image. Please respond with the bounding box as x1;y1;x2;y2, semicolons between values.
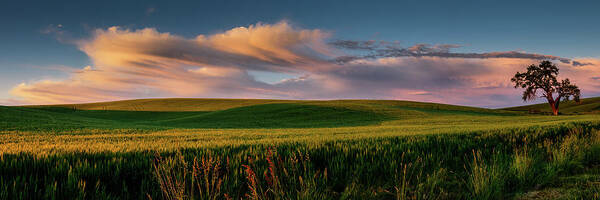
1;0;599;107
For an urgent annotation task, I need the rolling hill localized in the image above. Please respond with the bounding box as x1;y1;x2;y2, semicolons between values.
503;96;600;114
3;98;599;199
28;98;295;111
3;98;516;131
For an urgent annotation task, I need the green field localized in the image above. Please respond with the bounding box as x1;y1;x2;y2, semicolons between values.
1;98;599;199
504;97;600;114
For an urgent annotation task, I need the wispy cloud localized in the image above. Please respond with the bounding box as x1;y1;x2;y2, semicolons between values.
572;60;594;66
330;40;576;65
40;23;77;44
9;22;600;107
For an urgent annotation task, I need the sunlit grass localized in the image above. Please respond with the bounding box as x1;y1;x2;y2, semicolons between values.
1;114;598;155
1;99;599;199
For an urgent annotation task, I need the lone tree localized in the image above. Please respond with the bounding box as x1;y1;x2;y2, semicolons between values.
511;60;580;115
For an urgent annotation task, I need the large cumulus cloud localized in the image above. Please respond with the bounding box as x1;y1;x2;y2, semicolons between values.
12;22;331;104
9;22;600;107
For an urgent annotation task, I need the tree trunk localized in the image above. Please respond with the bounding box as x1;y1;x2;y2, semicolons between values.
547;97;559;116
551;106;559;116
553;96;561;116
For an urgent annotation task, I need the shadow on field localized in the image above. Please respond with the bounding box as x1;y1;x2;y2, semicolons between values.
11;103;391;130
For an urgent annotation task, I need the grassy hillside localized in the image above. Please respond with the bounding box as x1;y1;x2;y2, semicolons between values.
28;98;512;113
503;96;600;114
19;103;389;129
2;98;600;199
27;98;295;111
0;106;141;131
6;98;515;131
3;98;599;154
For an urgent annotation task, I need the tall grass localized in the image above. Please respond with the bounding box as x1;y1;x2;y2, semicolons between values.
465;150;504;200
0;122;599;199
152;152;227;200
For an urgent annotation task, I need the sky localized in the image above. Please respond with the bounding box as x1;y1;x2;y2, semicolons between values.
1;0;599;108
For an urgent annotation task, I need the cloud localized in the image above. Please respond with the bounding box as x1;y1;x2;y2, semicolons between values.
311;57;600;107
10;22;600;107
572;60;594;66
328;40;380;50
331;40;576;65
12;22;331;104
0;98;26;106
41;24;65;35
40;23;79;44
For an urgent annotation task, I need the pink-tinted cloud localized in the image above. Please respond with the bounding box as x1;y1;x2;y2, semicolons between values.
293;57;600;107
12;22;330;104
9;22;600;107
